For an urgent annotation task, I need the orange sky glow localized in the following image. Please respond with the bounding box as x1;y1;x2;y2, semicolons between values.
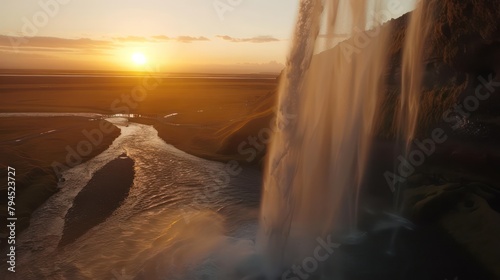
0;0;414;73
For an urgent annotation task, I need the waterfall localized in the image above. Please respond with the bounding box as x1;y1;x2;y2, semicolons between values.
257;0;431;277
394;0;435;209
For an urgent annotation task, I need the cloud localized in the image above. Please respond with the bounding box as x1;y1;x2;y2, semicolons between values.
151;35;170;41
0;50;53;59
216;35;280;43
176;36;209;43
114;35;208;43
113;35;209;43
113;36;150;43
0;34;212;53
0;35;113;50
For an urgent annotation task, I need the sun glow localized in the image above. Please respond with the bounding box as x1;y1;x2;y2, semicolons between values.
131;52;147;65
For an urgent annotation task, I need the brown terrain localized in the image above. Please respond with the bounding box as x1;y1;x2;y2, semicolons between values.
0;72;278;248
0;0;499;277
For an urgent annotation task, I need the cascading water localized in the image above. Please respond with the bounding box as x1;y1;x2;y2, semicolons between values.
258;0;432;277
257;0;391;275
398;1;432;153
394;0;435;209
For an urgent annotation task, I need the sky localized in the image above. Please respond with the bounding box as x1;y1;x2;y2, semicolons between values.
0;0;415;73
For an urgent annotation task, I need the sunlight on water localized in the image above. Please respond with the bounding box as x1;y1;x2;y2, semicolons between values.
12;121;261;280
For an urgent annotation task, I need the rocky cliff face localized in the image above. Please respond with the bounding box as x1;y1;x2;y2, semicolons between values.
379;0;500;139
221;0;500;159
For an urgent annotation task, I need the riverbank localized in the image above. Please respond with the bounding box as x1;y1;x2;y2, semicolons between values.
0;117;120;248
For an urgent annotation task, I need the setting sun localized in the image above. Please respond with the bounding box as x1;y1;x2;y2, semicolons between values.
131;52;147;65
3;0;500;279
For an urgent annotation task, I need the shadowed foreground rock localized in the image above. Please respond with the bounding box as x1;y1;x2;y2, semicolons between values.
59;154;134;247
